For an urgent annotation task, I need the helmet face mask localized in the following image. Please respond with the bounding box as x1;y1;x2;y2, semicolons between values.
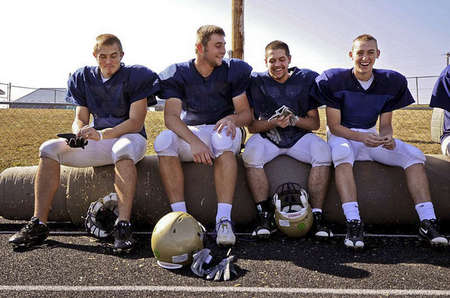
151;212;205;269
273;182;313;238
85;192;119;239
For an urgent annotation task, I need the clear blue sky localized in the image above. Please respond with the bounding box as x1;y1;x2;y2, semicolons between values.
1;0;449;89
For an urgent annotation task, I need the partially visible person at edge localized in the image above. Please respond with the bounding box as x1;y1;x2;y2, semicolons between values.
9;34;160;253
242;40;333;240
430;65;450;156
314;34;448;249
154;25;252;250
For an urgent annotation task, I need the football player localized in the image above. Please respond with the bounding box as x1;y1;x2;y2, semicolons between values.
9;34;160;253
430;65;450;156
154;25;252;246
242;40;333;239
315;34;448;249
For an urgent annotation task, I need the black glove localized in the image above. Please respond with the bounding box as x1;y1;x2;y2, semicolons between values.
205;255;238;281
190;248;213;277
57;133;88;149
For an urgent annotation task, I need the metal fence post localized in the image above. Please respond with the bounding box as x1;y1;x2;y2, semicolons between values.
415;77;419;104
7;83;11;102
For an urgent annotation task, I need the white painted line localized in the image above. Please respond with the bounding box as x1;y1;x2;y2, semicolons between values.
0;286;449;296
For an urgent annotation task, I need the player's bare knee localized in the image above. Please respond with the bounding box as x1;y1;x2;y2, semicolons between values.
310;139;332;167
154;130;176;155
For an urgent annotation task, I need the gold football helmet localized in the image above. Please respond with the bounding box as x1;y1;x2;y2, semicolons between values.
273;182;313;238
151;211;205;269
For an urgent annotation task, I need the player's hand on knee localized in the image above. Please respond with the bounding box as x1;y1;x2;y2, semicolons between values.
191;140;214;166
214;118;236;139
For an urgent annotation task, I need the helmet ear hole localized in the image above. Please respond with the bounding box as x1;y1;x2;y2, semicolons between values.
151;212;205;269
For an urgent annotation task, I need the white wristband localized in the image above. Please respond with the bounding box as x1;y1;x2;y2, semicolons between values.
97;130;103;140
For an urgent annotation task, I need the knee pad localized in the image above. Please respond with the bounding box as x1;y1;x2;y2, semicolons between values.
242;139;265;168
154;130;177;156
442;135;450;156
211;131;233;151
398;141;426;169
112;137;146;164
39;139;66;163
331;142;354;167
310;139;332;167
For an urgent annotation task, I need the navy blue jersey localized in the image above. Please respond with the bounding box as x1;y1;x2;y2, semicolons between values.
430;65;450;141
158;58;252;125
315;68;414;129
66;64;160;139
430;65;450;111
247;67;320;148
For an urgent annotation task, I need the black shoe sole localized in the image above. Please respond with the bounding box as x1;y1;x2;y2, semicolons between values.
113;247;134;254
418;233;449;247
9;237;46;249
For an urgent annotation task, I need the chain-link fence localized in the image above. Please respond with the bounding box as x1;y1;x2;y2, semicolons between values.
0;79;442;173
406;75;439;105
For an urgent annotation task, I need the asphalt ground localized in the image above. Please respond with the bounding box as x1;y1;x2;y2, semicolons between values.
0;217;449;298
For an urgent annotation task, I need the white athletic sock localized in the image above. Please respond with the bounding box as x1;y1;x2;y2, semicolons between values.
170;201;187;213
415;202;436;221
216;203;232;223
342;202;361;221
312;208;322;213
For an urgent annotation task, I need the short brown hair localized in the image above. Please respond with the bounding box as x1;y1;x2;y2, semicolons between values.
352;34;378;50
93;34;123;55
265;40;290;58
196;25;225;49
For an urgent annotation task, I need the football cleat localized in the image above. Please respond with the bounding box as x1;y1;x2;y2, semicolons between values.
418;219;448;246
344;219;364;249
113;220;135;254
9;217;49;248
312;211;333;238
252;205;276;239
216;218;236;246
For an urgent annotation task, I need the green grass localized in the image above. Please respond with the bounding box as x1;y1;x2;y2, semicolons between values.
0;109;441;173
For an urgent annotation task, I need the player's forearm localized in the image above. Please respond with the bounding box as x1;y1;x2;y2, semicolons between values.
165;114;200;145
247;118;276;133
328;123;367;142
100;117;145;139
379;125;393;138
227;109;252;127
294;115;320;131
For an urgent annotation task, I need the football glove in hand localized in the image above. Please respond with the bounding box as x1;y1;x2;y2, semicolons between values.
57;133;88;149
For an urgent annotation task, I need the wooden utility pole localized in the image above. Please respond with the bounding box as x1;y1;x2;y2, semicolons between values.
231;0;244;59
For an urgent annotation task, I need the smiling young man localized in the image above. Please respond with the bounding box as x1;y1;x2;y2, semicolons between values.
315;34;448;249
154;25;252;247
9;34;160;253
242;40;333;239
